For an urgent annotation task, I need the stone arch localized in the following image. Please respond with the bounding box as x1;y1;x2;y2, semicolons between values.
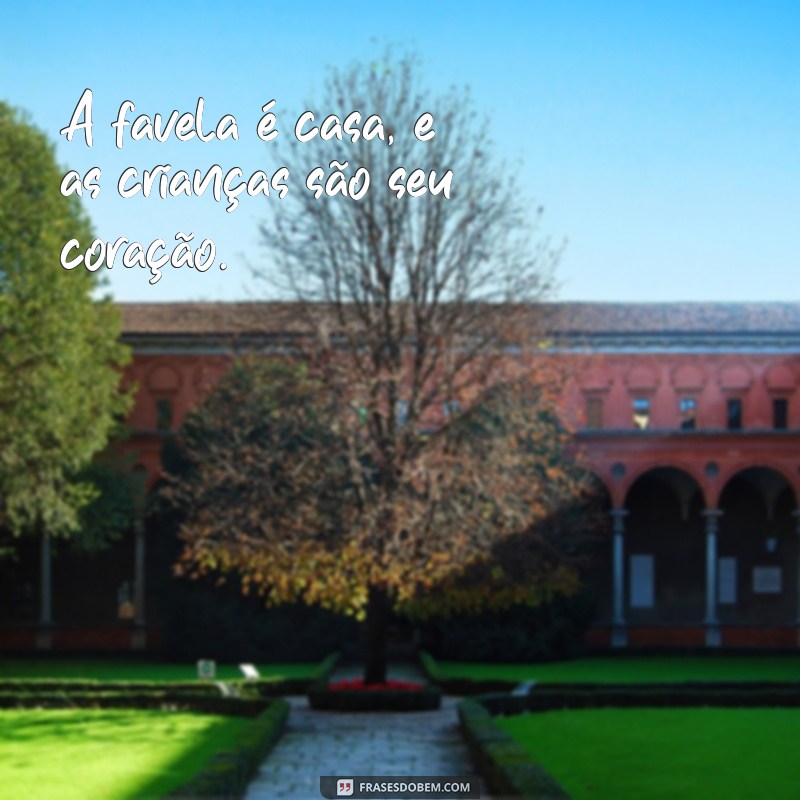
622;466;707;624
717;466;798;625
622;463;710;511
716;462;799;510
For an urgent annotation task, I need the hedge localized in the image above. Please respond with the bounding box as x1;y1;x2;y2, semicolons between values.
0;690;272;715
419;651;518;695
458;699;569;799
0;652;342;698
167;698;290;798
420;653;800;696
0;688;290;798
458;684;800;798
308;684;442;711
0;679;223;695
480;687;800;715
232;651;342;697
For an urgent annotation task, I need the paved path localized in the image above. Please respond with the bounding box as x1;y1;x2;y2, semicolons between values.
245;663;490;800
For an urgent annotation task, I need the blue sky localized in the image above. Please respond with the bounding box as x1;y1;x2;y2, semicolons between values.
2;1;798;302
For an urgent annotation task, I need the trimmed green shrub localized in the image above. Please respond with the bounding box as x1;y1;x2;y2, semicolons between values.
308;684;442;711
461;686;800;797
477;687;800;716
230;651;341;696
0;679;229;696
0;652;340;699
419;651;518;694
458;699;569;799
420;652;800;696
167;699;290;798
0;691;271;715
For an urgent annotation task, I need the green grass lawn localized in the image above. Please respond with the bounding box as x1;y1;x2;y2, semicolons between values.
429;655;800;683
498;707;800;800
0;708;250;800
0;658;320;682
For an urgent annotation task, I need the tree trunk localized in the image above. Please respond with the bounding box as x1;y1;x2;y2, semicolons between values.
364;584;390;684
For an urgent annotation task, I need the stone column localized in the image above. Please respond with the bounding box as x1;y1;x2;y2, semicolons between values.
132;511;147;651
610;509;629;648
37;532;53;650
703;509;723;647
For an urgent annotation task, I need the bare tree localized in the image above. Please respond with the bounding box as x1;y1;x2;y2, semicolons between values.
172;53;596;683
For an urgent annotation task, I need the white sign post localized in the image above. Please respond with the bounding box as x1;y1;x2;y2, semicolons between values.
239;663;261;680
197;659;216;680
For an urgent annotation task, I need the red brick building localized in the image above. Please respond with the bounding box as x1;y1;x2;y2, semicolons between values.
2;302;799;652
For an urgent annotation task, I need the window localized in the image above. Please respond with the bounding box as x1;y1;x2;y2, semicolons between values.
632;397;650;430
629;554;654;608
156;398;173;431
396;400;409;428
442;399;461;418
773;398;788;430
718;557;737;604
727;398;742;430
679;397;697;430
586;396;603;429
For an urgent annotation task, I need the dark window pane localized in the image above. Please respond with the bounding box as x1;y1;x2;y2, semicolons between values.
586;396;603;429
156;399;173;431
442;400;461;418
727;398;742;430
773;398;788;430
396;400;409;427
632;397;650;430
679;397;697;430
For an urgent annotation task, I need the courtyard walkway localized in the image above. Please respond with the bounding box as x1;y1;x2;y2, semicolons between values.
244;663;490;800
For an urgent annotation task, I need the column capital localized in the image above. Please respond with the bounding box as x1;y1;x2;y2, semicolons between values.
702;509;724;518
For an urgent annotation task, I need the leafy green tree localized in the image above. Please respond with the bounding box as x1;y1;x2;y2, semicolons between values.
0;101;131;545
72;454;146;553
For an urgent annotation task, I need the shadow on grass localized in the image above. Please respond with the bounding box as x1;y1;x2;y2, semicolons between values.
121;712;250;800
0;709;249;800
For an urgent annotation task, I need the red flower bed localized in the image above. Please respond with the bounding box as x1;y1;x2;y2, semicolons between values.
328;678;424;692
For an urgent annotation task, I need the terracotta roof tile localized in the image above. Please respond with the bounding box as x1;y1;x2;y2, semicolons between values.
117;301;800;338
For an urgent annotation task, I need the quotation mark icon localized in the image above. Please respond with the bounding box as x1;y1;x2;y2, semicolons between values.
337;778;354;796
